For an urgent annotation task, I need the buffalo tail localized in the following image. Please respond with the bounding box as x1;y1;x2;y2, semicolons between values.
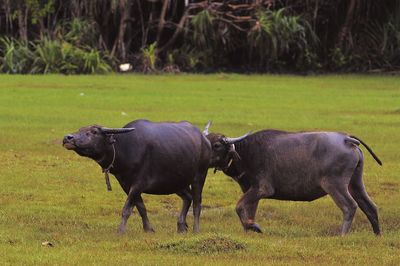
349;135;382;166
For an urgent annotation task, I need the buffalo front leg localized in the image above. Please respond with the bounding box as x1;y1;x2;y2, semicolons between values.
134;195;155;232
118;186;139;234
191;173;206;233
236;188;263;233
176;187;192;233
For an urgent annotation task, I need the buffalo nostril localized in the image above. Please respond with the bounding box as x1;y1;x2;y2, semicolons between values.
63;134;74;144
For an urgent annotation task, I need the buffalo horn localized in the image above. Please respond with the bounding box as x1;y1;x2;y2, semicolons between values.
100;127;135;134
224;132;251;144
203;120;212;135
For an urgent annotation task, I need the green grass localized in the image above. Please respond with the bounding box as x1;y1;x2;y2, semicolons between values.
0;74;399;265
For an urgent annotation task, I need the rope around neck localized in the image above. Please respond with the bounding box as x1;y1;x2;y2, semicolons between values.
102;143;115;191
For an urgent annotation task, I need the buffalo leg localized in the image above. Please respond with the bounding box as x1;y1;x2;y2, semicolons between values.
176;187;192;233
118;186;138;234
321;179;358;236
134;195;155;232
236;188;264;233
349;159;381;235
235;182;274;233
191;173;206;233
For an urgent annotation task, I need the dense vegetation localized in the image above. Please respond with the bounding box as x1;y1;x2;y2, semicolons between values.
0;0;399;73
0;75;399;264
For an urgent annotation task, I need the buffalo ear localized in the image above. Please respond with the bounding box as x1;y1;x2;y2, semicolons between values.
107;134;116;144
100;127;135;134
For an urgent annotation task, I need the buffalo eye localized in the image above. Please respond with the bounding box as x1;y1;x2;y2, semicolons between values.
213;142;223;149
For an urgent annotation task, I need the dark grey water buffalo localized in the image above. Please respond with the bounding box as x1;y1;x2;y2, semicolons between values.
204;122;382;235
63;120;211;233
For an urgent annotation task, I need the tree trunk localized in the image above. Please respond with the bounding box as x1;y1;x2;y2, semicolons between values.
159;8;189;53
337;0;357;48
136;0;147;46
17;4;28;42
111;0;130;61
156;0;170;44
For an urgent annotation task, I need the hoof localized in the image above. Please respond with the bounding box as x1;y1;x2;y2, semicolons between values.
117;227;126;235
177;222;188;233
374;229;381;236
245;223;263;233
144;226;155;233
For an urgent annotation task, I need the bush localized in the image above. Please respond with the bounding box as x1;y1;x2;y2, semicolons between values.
31;37;64;74
0;37;33;74
248;8;319;71
0;36;113;74
350;16;400;71
140;42;158;73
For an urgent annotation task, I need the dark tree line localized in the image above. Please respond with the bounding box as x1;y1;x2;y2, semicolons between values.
0;0;399;73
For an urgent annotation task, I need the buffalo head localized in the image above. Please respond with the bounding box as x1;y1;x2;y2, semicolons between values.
63;125;134;160
203;121;250;170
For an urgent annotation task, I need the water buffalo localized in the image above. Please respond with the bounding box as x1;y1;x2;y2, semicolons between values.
204;122;382;235
63;120;211;233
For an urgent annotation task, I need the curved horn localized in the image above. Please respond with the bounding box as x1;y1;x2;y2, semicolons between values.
100;127;135;134
224;132;251;144
203;120;212;135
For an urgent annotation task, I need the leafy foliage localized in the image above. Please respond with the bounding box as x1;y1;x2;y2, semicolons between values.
0;37;33;74
351;15;400;71
248;8;319;70
0;0;399;73
190;10;216;51
31;37;63;74
0;36;112;74
169;46;202;71
140;42;158;73
57;18;100;48
82;48;112;74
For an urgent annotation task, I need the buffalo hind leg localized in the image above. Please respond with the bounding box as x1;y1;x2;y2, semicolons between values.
349;160;381;235
134;195;155;232
321;180;358;236
176;187;192;233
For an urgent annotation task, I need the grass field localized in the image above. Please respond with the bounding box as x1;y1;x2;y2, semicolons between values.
0;74;399;265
